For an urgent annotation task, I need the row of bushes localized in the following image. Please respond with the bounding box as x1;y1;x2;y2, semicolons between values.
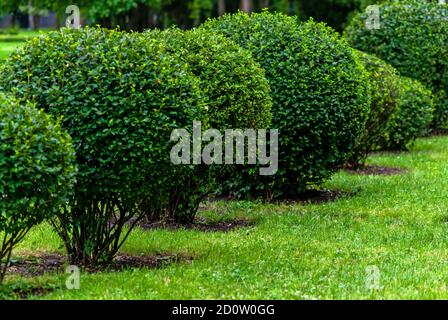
348;51;435;166
345;0;448;129
0;4;443;278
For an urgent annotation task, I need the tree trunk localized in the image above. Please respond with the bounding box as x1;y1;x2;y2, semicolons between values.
218;0;226;15
240;0;253;12
28;1;35;30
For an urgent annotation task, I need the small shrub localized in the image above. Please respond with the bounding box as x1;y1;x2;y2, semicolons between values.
202;12;370;198
381;77;435;150
345;0;448;128
348;51;401;166
0;27;206;266
143;27;272;222
0;94;76;285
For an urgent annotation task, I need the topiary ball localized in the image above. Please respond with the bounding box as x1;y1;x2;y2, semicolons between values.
348;51;401;166
0;27;206;206
202;11;370;198
0;93;76;235
144;27;272;130
142;27;273;222
345;0;448;128
382;77;435;150
0;27;207;264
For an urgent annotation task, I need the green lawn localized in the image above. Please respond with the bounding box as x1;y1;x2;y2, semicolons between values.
0;30;45;63
2;135;448;299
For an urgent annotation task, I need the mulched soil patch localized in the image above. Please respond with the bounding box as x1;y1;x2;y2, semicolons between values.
106;254;191;272
137;216;253;233
426;128;448;137
278;189;355;205
7;253;65;277
11;286;55;299
6;252;190;277
345;164;406;176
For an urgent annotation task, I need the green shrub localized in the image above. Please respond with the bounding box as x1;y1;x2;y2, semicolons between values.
145;28;272;130
0;94;76;285
348;51;401;166
143;27;272;222
381;77;435;150
202;12;370;199
345;0;448;128
0;27;206;266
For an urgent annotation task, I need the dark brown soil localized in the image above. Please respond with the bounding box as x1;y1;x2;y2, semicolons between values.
137;216;253;233
345;164;406;176
427;128;448;137
278;189;355;205
7;252;190;277
7;253;65;277
12;286;55;299
105;254;191;272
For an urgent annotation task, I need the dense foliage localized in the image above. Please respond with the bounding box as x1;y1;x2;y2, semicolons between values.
144;27;272;222
348;51;401;166
381;77;435;150
0;27;206;265
0;93;76;284
202;11;370;198
345;0;448;128
146;28;272;130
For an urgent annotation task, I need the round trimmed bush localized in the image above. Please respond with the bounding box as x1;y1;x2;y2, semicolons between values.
345;0;448;128
0;27;206;265
0;93;76;285
202;12;370;198
348;51;401;166
143;27;273;222
144;28;272;130
381;77;435;150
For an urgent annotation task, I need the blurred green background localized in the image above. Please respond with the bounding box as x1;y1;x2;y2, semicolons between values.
0;0;382;32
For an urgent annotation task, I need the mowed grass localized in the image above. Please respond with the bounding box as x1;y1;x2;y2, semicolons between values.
0;41;23;61
1;135;448;299
0;30;45;63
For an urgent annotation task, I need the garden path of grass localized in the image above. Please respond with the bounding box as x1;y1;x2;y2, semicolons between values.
3;135;448;299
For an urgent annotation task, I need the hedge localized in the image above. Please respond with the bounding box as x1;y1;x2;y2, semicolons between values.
345;0;448;128
0;27;207;265
348;51;401;166
0;93;76;284
144;27;273;222
381;77;435;150
202;12;371;199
